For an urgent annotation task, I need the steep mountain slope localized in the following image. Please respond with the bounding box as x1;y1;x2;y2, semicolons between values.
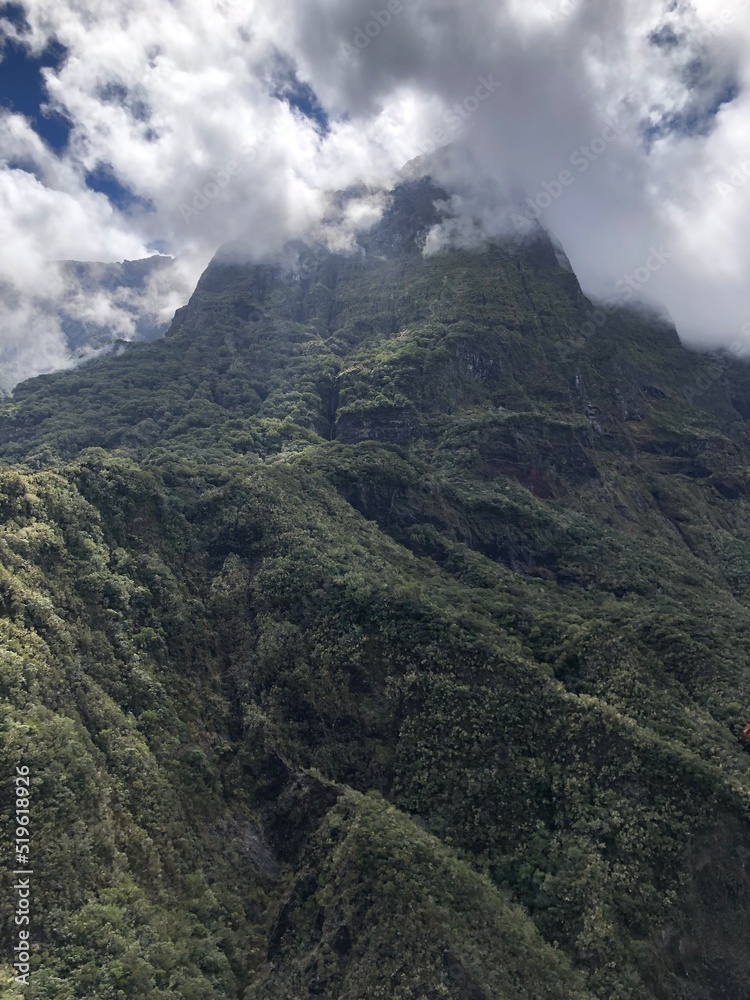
2;176;750;999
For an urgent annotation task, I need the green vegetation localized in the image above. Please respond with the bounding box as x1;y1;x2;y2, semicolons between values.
2;178;750;998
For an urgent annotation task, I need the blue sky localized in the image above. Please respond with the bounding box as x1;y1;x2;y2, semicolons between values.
0;2;141;208
0;3;71;150
0;2;329;211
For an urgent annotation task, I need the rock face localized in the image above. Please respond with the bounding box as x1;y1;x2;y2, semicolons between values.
2;175;750;999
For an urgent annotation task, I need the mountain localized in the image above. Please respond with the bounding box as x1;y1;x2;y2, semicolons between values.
2;175;750;999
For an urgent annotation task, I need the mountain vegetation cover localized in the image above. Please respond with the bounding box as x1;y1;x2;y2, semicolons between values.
2;176;750;999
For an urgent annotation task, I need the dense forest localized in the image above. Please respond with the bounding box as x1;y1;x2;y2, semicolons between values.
3;176;750;998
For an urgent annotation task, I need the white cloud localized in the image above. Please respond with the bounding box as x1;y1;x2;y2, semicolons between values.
0;0;749;389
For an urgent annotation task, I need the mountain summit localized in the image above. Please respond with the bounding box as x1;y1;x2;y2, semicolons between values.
1;173;750;999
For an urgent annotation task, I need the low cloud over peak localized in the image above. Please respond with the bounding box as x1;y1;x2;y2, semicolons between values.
0;0;748;387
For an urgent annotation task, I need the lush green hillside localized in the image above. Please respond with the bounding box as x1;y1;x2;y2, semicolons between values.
3;176;750;999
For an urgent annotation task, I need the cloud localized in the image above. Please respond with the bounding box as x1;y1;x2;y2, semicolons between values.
0;253;196;393
0;286;69;395
0;0;749;389
264;0;750;348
